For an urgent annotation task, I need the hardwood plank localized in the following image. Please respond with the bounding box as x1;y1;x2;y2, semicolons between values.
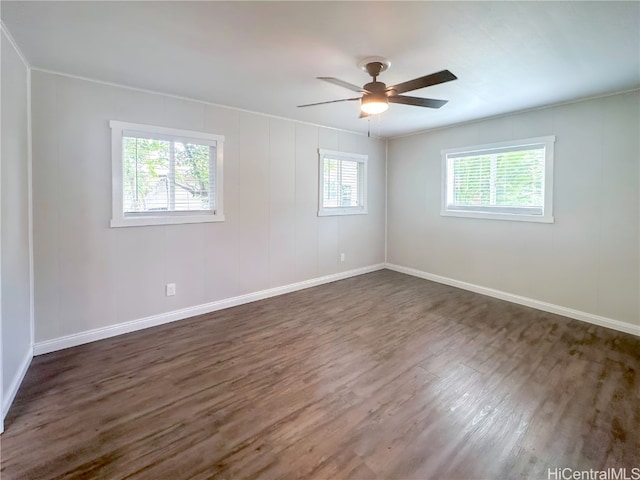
1;270;639;479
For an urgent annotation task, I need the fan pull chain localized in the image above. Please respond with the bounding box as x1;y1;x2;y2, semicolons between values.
367;117;371;138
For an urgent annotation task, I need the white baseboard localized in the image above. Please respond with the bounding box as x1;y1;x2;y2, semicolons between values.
2;346;33;423
385;263;640;337
34;264;386;356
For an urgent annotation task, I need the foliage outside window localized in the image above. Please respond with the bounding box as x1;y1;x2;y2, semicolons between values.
111;121;224;227
318;149;368;216
441;136;555;223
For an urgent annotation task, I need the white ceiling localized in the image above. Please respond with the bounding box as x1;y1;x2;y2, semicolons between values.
2;1;639;138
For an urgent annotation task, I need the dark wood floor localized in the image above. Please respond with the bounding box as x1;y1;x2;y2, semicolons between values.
2;270;639;479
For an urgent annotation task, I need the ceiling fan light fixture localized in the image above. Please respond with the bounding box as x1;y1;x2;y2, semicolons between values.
299;57;456;119
361;93;389;115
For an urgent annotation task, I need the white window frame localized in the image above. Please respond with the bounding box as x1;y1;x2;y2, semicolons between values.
440;136;555;223
318;149;368;217
110;121;224;227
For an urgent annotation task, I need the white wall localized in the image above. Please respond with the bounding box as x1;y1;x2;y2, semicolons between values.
1;29;33;421
31;71;386;345
388;91;640;330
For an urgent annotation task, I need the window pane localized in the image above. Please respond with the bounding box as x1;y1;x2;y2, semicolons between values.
123;137;171;212
494;150;543;208
322;157;360;208
339;160;359;207
123;136;214;213
323;158;340;208
174;142;212;211
448;146;544;213
451;155;490;206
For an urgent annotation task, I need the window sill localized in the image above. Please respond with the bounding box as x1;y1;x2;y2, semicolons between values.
318;207;368;217
440;210;554;223
111;213;225;228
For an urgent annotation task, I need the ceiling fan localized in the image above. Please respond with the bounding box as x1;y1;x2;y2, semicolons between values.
298;57;457;117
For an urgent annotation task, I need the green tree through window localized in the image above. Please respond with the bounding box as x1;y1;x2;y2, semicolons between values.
123;136;213;213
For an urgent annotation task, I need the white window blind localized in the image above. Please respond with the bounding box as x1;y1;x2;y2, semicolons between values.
441;136;555;223
110;121;225;227
318;149;368;216
322;157;360;208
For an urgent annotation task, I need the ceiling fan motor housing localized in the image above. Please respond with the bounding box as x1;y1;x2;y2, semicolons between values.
364;62;393;98
365;61;386;78
363;81;387;93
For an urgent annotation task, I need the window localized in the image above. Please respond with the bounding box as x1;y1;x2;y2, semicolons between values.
318;149;367;216
441;136;555;223
110;121;224;227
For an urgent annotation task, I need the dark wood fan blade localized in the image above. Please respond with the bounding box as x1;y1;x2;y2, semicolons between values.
387;70;457;95
318;77;369;93
297;97;360;108
389;95;448;108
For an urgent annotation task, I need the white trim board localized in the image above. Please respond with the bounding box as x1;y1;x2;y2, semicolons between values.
2;347;33;422
389;87;640;140
385;263;640;338
34;264;386;355
30;67;381;139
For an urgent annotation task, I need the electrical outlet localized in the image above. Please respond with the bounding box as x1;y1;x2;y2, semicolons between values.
166;283;176;296
340;253;345;262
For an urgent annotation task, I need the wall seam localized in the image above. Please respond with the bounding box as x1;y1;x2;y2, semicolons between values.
0;27;4;434
384;138;388;263
267;118;271;287
596;100;605;318
27;63;34;348
54;75;61;340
